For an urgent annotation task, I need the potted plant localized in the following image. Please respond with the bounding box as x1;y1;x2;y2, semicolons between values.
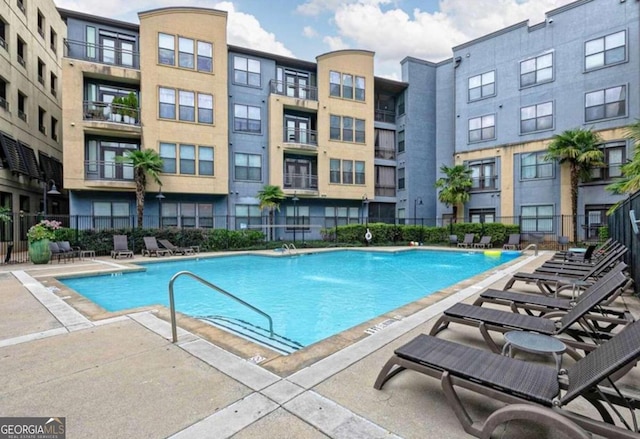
27;219;62;264
110;96;124;122
122;92;138;124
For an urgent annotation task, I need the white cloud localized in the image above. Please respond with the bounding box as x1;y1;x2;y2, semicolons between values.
322;0;574;77
322;36;350;52
303;26;318;38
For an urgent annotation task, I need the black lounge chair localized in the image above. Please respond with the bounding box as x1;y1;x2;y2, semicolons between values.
142;236;172;257
111;235;133;259
474;263;632;317
158;239;194;255
429;269;632;354
457;233;475;248
503;245;628;295
503;233;521;250
49;241;75;263
374;318;640;438
57;241;80;259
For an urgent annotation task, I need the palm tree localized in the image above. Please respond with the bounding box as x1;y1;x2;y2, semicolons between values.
545;128;604;242
434;164;473;222
607;120;640;199
118;149;163;228
257;185;285;241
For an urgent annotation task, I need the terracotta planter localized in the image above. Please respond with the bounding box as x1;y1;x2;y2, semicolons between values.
29;239;51;264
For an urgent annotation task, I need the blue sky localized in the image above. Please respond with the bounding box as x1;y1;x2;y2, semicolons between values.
54;0;574;79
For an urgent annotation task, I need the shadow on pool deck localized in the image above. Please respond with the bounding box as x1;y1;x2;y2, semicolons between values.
1;248;638;438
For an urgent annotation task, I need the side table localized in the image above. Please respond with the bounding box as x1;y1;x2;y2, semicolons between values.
502;331;567;372
80;250;96;260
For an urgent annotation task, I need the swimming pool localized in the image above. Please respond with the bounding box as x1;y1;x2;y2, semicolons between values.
61;249;518;351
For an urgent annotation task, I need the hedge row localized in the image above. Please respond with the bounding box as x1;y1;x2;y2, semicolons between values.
321;222;520;247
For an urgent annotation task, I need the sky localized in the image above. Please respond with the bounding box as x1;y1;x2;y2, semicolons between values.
54;0;575;80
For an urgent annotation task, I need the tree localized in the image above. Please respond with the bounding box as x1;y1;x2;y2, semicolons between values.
257;185;286;241
607;120;640;200
545;128;604;242
118;149;163;228
434;164;473;223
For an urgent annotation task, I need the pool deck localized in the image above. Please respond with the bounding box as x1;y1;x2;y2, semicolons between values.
1;248;638;438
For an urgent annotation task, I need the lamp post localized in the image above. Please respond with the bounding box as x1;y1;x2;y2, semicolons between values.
42;179;60;219
361;195;369;226
414;197;423;243
156;189;165;229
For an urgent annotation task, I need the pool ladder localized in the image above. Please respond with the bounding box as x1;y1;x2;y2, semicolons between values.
168;271;274;343
282;243;297;254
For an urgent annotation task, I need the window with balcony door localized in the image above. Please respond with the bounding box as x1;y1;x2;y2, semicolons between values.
85;138;138;181
374;129;395;159
469;160;496;190
375;165;395;197
285;116;315;145
285;158;316;189
591;142;625;181
99;30;135;67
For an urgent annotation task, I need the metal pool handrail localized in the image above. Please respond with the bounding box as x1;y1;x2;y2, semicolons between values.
168;270;274;343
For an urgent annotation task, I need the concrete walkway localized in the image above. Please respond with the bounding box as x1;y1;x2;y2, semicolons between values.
1;251;638;438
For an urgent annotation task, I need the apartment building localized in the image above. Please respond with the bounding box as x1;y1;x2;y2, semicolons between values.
402;0;639;240
60;6;405;238
0;0;65;235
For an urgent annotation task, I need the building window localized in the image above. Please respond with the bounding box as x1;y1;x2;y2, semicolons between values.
468;114;495;143
160;142;176;173
17;91;26;121
38;107;46;134
355;161;365;184
235;153;261;181
585;85;626;122
330;159;340;183
324;207;359;228
159;87;176;119
468;70;495;101
329;71;341;97
50;72;57;97
398;208;406;225
591;142;625;181
521;151;553;180
199;146;214;176
163;203;214;228
86;26;96;59
49;27;57;53
520;101;553;133
158;33;175;65
355;76;365;101
179;90;195;122
397;130;405;153
0;19;7;52
37;58;45;86
233;104;261;133
342;160;353;184
93;202;131;229
329;115;365;143
521;205;553;233
584;205;612;240
286;205;310;232
179;144;195;175
235;204;262;230
520;52;553;87
469;160;496;190
469;208;495;224
37;9;44;38
17;36;26;68
233;55;260;87
197;93;213;124
375;166;396;197
585;30;625;70
342;73;353;99
197;41;213;72
50;116;58;141
178;37;194;69
398;168;405;190
17;0;25;14
397;92;405;115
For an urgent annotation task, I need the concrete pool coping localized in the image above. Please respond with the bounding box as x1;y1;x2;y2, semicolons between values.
37;246;532;376
4;247;637;437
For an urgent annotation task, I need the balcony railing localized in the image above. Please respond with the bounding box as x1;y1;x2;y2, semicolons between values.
269;80;318;101
38;75;45;86
17;55;25;68
0;97;8;111
284;173;318;190
470;176;498;191
0;37;7;51
375;109;396;124
83;101;140;126
283;128;317;146
375;147;395;160
64;39;140;69
85;160;134;181
18;110;26;122
375;185;396;197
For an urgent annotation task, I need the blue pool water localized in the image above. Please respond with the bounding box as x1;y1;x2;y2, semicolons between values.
61;250;518;349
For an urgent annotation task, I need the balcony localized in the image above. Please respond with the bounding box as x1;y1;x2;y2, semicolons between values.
283;128;317;149
64;39;140;69
375;185;396;197
83;101;140;126
470;176;498;191
85;160;134;181
270;80;318;101
284;172;318;190
375;147;395;160
375;109;396;124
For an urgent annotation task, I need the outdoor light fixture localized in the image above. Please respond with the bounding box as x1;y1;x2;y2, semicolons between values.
43;179;60;217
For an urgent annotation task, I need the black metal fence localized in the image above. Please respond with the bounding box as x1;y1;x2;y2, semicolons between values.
0;211;610;264
607;192;639;294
